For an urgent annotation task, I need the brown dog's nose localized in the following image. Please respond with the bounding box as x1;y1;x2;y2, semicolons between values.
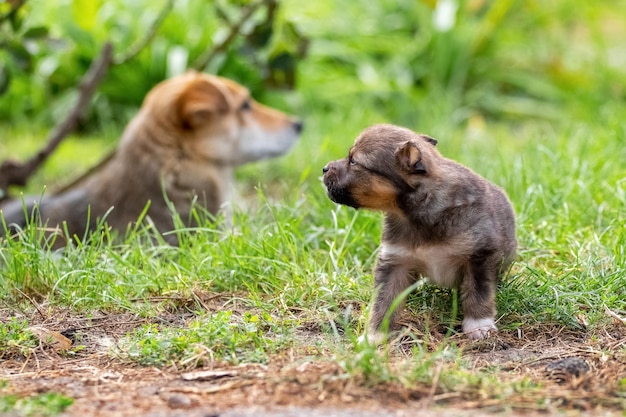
322;165;329;173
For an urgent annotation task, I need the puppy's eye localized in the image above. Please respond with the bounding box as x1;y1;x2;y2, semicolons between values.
241;100;252;111
349;157;357;166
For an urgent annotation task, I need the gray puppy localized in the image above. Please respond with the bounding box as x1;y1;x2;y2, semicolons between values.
322;124;517;342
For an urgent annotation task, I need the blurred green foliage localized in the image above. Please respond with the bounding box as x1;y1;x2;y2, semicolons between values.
0;0;307;128
1;0;625;130
291;0;626;123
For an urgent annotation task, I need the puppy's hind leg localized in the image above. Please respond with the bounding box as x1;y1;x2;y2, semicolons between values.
361;256;413;345
460;249;499;340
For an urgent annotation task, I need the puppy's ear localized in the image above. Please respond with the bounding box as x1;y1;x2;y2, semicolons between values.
421;134;438;146
178;78;230;129
396;141;427;174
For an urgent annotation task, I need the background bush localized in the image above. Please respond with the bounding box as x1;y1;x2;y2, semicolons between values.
2;0;625;130
0;0;307;128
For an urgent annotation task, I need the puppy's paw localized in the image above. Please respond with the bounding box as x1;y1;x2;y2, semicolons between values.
357;331;386;346
462;317;497;340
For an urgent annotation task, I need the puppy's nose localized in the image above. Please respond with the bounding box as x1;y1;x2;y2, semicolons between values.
322;165;329;173
293;120;304;134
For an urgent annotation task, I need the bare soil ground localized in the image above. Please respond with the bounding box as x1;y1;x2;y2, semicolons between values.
1;303;625;417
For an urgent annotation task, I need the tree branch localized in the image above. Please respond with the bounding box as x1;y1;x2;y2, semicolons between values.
113;0;174;65
0;0;175;202
192;0;270;71
0;42;114;202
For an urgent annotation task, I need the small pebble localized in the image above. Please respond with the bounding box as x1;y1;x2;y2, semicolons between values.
167;393;193;409
545;356;590;382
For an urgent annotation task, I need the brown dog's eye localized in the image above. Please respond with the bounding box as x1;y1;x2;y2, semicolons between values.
241;100;252;111
349;157;357;166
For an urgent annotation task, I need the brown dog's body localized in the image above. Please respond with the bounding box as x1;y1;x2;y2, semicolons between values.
1;71;302;245
323;124;516;341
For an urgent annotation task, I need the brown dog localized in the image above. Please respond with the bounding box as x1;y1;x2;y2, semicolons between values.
322;124;516;342
1;71;302;245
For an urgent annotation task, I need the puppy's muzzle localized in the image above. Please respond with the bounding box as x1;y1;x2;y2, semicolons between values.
322;161;359;209
322;161;340;185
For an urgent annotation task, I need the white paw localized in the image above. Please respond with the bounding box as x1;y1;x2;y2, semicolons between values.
462;317;497;340
357;331;385;346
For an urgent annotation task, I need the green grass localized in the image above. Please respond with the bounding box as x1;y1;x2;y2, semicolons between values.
2;104;626;411
0;319;39;360
1;0;626;412
114;310;292;366
2;101;626;395
2;103;624;364
0;386;73;417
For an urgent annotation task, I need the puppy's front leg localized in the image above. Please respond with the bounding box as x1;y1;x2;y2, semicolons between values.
363;254;413;344
460;250;499;340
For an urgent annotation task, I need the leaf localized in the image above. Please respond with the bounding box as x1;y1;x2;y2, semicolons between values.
473;0;516;53
72;0;101;31
0;65;11;96
27;326;72;351
246;20;273;48
604;305;626;327
7;42;32;71
9;8;23;31
181;370;238;381
269;51;294;71
22;25;49;39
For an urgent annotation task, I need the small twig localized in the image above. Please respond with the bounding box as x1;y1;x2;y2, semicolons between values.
18;349;32;374
0;42;113;200
214;3;232;25
422;360;444;409
161;380;254;394
113;0;174;65
604;304;626;327
59;319;146;332
15;288;47;321
192;0;269;71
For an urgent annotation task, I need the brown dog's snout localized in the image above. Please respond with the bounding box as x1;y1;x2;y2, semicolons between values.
293;120;304;134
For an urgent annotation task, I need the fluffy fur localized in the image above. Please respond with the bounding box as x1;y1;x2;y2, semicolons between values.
322;124;516;341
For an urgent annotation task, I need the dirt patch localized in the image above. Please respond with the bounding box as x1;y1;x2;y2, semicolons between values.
1;306;625;417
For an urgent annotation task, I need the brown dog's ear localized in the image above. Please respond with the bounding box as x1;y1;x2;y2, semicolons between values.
421;134;438;146
178;78;230;129
396;141;427;174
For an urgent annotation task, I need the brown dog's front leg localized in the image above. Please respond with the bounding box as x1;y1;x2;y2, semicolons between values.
362;255;413;344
